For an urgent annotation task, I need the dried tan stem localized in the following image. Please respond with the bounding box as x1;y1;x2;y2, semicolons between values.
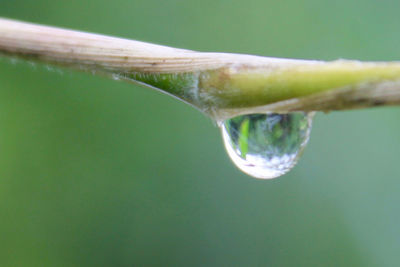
0;17;310;73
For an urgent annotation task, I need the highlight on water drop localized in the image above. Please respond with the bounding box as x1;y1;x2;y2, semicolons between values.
220;112;313;179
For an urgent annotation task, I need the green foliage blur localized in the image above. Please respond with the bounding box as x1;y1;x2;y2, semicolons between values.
1;0;400;266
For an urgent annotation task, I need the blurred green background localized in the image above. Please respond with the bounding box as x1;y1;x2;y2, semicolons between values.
1;0;400;266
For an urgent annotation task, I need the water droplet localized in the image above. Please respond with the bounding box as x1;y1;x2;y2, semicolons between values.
9;58;18;65
112;73;121;81
220;112;313;179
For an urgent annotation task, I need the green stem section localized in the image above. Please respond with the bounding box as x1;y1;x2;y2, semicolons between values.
200;61;400;108
120;60;400;119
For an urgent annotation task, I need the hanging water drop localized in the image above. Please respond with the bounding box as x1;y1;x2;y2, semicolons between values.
220;112;313;179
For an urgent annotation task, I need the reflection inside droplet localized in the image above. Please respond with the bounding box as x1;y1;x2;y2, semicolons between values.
220;112;313;179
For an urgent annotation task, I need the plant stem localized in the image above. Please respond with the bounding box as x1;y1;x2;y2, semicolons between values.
1;17;400;120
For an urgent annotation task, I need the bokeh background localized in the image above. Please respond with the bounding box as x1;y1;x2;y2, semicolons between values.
1;0;400;266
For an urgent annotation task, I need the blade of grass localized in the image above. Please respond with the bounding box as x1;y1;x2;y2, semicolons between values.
1;17;400;121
